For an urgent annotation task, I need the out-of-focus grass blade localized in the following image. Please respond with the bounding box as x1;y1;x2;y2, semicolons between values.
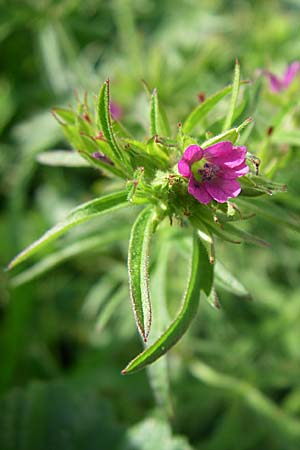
11;228;129;287
128;206;157;342
150;89;171;137
122;233;213;374
223;59;241;131
271;130;300;147
215;261;250;297
183;80;247;134
190;361;300;444
8;191;129;270
37;151;89;167
237;197;300;232
222;223;269;247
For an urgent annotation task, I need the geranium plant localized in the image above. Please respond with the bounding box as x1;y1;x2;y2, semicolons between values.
8;62;294;374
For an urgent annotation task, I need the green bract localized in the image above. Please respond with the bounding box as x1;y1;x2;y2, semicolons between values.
8;63;294;374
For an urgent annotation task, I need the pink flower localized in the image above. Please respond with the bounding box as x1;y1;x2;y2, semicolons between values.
178;142;249;204
264;61;300;93
110;101;123;120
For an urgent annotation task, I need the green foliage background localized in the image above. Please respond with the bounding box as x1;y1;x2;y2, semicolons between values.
1;0;300;449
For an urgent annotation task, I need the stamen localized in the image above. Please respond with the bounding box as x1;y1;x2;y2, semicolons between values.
197;163;219;182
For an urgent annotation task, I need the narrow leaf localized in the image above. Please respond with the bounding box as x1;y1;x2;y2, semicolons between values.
183;81;247;134
8;191;129;269
122;233;213;374
215;261;250;297
223;59;241;131
128;206;157;341
37;150;89;167
97;80;124;164
238;197;299;232
11;227;129;287
150;89;170;137
78;150;125;178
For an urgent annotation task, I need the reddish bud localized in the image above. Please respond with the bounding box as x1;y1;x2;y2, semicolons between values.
198;92;206;103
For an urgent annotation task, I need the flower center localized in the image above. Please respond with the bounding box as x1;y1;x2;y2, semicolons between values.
192;160;219;182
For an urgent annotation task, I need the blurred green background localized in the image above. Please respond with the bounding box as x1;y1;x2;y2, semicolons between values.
1;0;300;449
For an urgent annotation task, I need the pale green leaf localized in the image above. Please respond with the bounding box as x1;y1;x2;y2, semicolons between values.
8;191;129;269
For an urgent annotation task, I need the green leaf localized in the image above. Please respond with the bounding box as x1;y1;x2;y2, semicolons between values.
223;59;241;131
36;150;89;167
8;191;129;269
203;218;269;247
147;241;172;416
128;206;157;341
97;80;126;167
237;197;300;233
205;286;221;310
122;233;213;374
183;81;247;134
215;261;250;297
150;89;171;137
78;150;126;178
11;227;129;287
52;107;77;125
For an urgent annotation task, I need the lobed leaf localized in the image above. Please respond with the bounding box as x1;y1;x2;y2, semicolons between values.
122;233;213;374
128;206;157;341
8;191;129;269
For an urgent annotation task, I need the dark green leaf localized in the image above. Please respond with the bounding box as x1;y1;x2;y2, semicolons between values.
122;233;213;374
97;80;127;168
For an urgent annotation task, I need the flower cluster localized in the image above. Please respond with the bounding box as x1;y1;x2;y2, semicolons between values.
178;142;249;204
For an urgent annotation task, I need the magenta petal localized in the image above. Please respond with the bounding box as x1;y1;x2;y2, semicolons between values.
220;162;249;179
183;145;204;163
178;145;204;178
204;141;233;159
188;176;212;204
178;159;192;178
110;101;123;120
204;142;246;168
215;146;247;168
205;178;241;203
267;73;283;93
282;61;300;88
